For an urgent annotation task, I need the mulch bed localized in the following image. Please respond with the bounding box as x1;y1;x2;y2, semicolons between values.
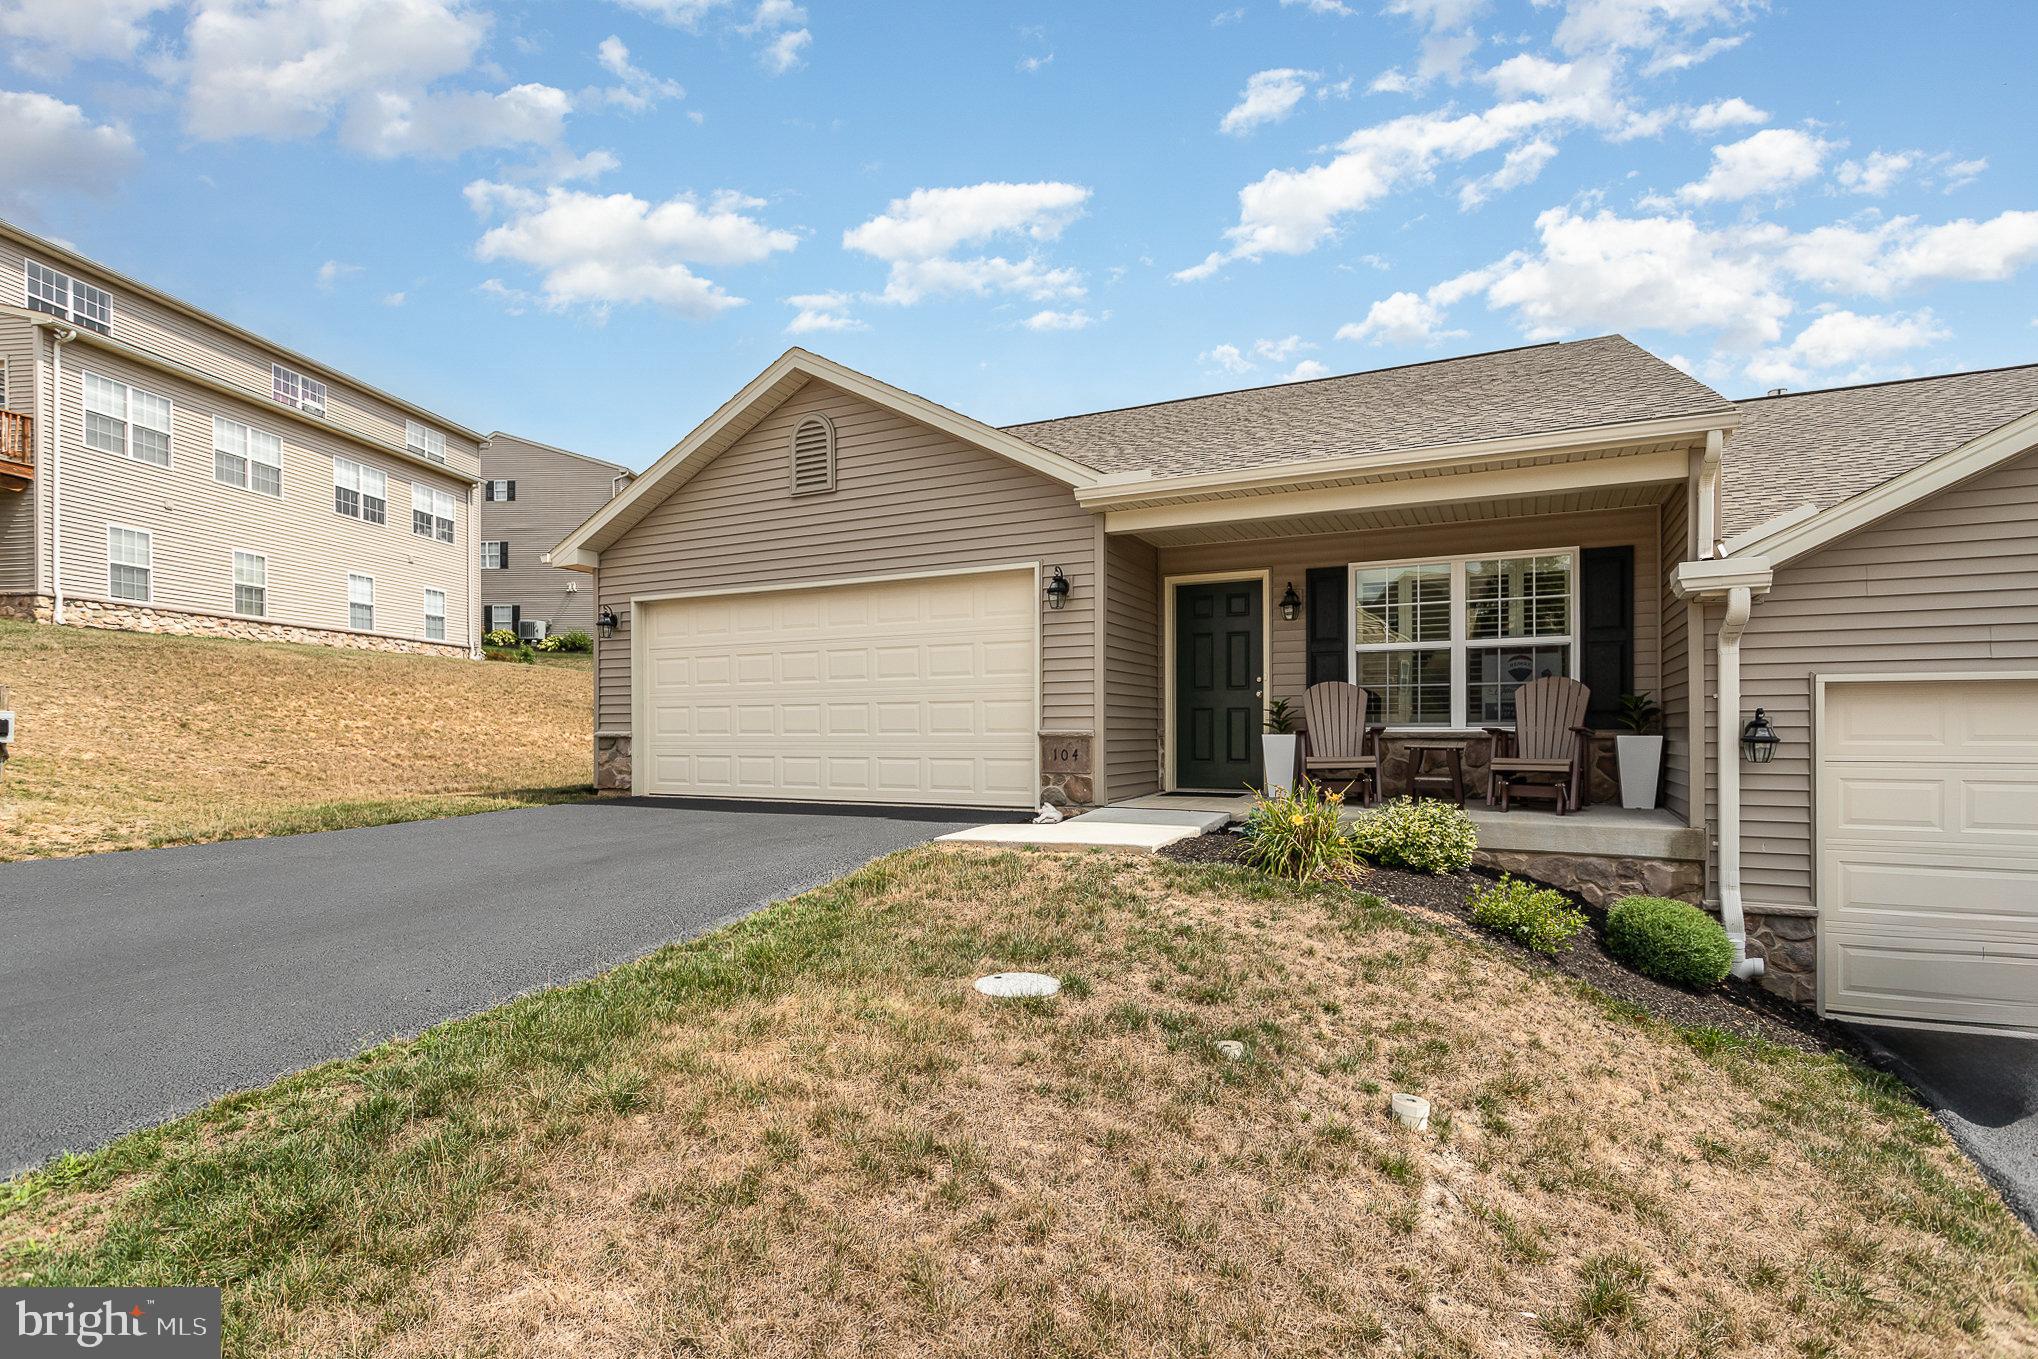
1158;831;1853;1056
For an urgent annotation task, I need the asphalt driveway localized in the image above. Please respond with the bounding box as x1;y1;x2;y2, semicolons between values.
1845;1022;2038;1230
0;799;1008;1176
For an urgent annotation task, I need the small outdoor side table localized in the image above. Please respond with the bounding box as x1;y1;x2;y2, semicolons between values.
1404;741;1469;806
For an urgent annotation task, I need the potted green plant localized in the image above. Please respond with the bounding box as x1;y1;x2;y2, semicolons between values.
1616;692;1663;810
1263;696;1299;798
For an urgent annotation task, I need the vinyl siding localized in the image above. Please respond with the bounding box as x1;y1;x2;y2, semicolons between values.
0;313;37;590
43;347;476;645
1659;483;1692;822
594;379;1096;735
478;434;628;635
1726;441;2038;915
0;237;480;476
1102;532;1162;799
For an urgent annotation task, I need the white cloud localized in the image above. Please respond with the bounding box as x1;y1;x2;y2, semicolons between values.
1023;307;1099;331
1017;52;1053;73
1220;68;1316;136
1201;343;1255;374
784;291;863;333
1551;0;1755;56
761;25;810;74
0;0;174;68
1282;359;1332;381
1253;334;1315;362
608;0;807;74
381;290;407;306
314;259;361;290
1745;308;1948;387
1941;157;1986;191
1458;137;1557;208
467;181;798;317
606;0;730;27
1778;211;2038;296
1835;149;1913;197
0;89;139;216
844;181;1092;304
593;35;683;112
1336;290;1463;344
1382;0;1487;86
1683;97;1766;133
1280;0;1355;14
1673;127;1832;204
1639;32;1743;75
349;83;572;157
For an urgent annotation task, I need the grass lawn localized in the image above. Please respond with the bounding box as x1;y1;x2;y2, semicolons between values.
0;622;592;861
2;847;2031;1357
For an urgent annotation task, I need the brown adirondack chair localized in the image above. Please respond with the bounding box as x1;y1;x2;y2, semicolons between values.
1298;681;1385;805
1484;676;1593;814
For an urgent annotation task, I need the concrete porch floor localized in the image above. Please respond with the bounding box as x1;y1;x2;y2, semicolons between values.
1112;792;1704;861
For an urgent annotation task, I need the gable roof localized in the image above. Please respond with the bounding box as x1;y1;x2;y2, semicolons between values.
485;430;632;476
1007;335;1734;480
1721;363;2038;538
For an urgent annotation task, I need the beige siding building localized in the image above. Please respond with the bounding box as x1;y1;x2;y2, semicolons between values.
478;432;630;639
0;219;482;654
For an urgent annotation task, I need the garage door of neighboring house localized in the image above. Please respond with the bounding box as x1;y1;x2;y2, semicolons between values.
1817;675;2038;1031
635;567;1039;808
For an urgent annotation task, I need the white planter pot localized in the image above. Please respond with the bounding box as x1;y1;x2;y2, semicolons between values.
1616;734;1664;810
1262;733;1298;797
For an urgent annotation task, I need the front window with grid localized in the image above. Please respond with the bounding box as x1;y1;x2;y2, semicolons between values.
233;550;267;617
1352;550;1577;728
83;372;171;467
406;420;447;464
423;588;447;642
347;573;374;631
27;261;111;333
411;483;456;542
107;526;151;602
480;540;507;570
214;416;282;496
333;456;387;524
271;364;327;417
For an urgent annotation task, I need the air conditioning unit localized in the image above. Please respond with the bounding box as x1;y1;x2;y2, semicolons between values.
518;618;549;642
0;710;13;744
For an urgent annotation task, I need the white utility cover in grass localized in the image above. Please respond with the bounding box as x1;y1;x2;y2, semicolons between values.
974;972;1061;998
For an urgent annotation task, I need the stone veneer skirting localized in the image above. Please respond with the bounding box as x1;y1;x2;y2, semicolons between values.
0;593;467;657
1744;910;1818;1005
595;731;632;790
1474;847;1705;910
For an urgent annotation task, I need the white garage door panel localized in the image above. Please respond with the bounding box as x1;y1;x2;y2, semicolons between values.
638;570;1038;808
1819;677;2038;1030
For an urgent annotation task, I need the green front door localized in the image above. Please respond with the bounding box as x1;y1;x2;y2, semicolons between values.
1174;580;1263;790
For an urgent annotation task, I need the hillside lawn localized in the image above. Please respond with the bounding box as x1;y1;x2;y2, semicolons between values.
3;847;2032;1358
0;621;592;861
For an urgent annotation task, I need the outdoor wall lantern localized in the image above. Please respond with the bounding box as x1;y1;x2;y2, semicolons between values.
597;605;619;640
1741;707;1779;763
1044;565;1071;611
1279;581;1301;622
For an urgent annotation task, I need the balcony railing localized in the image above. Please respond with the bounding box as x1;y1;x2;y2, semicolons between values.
0;411;34;489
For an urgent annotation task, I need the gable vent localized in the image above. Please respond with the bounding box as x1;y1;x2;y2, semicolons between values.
789;415;837;496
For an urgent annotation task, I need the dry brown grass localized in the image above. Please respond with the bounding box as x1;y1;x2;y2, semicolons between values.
207;849;2029;1359
0;621;590;859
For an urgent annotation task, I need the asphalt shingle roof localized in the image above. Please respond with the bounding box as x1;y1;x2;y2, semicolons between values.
1004;334;1736;479
1721;364;2038;537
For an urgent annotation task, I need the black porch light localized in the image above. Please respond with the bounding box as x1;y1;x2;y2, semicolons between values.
1279;581;1301;621
597;605;619;640
1741;707;1779;764
1044;565;1071;611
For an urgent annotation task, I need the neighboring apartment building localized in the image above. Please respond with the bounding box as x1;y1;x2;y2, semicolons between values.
477;431;630;639
0;219;483;656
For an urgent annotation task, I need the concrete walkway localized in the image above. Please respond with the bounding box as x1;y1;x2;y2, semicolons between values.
937;806;1230;851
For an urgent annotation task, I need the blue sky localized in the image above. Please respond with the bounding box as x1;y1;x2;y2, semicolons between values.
3;0;2035;467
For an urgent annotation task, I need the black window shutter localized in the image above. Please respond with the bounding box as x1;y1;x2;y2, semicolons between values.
500;541;508;568
483;481;494;502
506;480;516;501
1304;566;1349;687
1578;545;1634;729
511;605;521;630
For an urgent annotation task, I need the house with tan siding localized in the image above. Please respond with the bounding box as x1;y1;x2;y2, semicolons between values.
551;340;2038;1036
478;431;631;640
0;219;482;655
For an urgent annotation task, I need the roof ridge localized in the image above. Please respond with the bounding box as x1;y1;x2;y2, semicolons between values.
1002;335;1641;431
1737;359;2038;405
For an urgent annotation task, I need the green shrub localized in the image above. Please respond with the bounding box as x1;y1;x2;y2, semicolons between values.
483;627;519;649
1469;875;1586;954
1346;797;1477;874
1241;781;1355;884
538;629;594;654
485;645;537;665
1606;896;1735;988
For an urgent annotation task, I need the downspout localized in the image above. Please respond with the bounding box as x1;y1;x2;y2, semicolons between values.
1714;585;1765;980
1697;428;1723;559
48;326;76;624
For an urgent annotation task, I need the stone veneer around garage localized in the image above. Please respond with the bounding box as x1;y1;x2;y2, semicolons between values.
0;593;468;657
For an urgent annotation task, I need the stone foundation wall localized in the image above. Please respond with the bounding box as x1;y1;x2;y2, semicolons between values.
1745;911;1817;1004
1366;730;1634;807
0;594;467;656
594;731;632;791
1039;731;1095;808
1475;847;1705;910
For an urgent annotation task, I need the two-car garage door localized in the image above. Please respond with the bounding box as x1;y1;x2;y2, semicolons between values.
1819;677;2038;1031
635;568;1039;808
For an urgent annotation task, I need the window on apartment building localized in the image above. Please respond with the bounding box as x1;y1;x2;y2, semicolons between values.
406;420;448;465
213;416;283;497
271;364;327;418
424;588;447;642
411;484;456;543
26;260;111;334
487;603;517;632
233;550;267;617
1352;550;1577;728
480;540;508;570
347;573;375;631
107;525;151;602
333;456;388;525
83;372;173;468
484;479;516;501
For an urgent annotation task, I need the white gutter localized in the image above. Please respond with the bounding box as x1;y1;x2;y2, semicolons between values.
1713;585;1766;981
48;326;76;624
